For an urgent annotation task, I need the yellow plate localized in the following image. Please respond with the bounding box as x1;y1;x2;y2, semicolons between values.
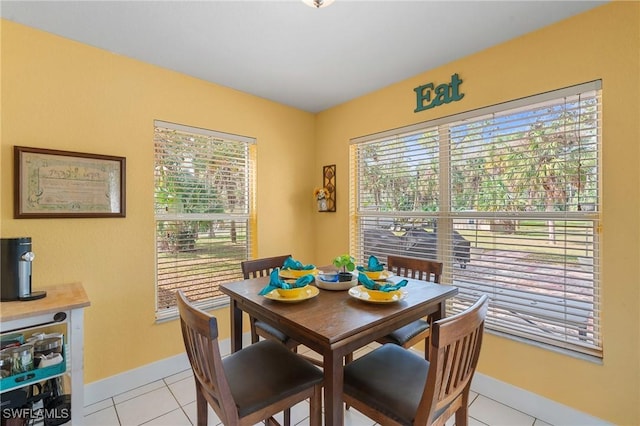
279;268;319;279
348;285;406;303
362;270;394;281
263;285;320;303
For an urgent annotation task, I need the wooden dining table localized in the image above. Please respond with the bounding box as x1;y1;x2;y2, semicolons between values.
220;270;458;426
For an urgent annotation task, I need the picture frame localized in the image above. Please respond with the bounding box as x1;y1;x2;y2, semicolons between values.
322;164;336;212
14;146;126;218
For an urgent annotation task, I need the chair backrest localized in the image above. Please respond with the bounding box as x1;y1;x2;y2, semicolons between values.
176;290;240;425
416;294;489;425
387;255;443;284
241;254;292;279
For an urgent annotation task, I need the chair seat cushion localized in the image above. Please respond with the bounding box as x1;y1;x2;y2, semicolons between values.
224;340;323;418
344;344;432;425
383;319;430;346
254;320;290;343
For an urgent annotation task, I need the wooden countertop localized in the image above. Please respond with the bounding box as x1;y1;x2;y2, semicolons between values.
1;282;90;322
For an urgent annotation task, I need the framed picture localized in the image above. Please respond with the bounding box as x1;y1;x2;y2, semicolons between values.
322;164;336;212
14;146;126;218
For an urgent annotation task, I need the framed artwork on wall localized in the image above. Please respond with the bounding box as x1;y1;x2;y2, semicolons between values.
322;164;336;212
14;146;126;218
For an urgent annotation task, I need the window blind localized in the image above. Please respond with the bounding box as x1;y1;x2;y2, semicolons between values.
154;120;255;319
350;81;601;357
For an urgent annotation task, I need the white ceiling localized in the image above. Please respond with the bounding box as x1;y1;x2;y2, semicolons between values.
1;0;607;113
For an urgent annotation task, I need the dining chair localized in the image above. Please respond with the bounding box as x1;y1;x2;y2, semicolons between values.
241;255;324;367
177;290;323;426
343;294;489;426
377;255;443;359
241;255;294;345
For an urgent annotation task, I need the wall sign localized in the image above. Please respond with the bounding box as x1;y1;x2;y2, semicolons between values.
414;73;464;113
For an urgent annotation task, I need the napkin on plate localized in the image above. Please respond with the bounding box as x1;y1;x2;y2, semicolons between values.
356;255;385;272
258;268;315;295
358;272;407;292
282;256;316;271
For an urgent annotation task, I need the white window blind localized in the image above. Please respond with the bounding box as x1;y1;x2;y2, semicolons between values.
351;81;601;357
154;120;255;319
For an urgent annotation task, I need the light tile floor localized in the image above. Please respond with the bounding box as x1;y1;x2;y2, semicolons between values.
83;344;553;426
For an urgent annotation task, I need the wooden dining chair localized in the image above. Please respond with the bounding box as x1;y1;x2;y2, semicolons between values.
377;255;443;359
343;294;489;426
241;255;324;367
177;290;323;426
241;255;294;346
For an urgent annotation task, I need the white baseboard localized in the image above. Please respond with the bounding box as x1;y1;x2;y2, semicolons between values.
84;351;191;406
471;373;610;425
84;333;244;406
84;335;609;425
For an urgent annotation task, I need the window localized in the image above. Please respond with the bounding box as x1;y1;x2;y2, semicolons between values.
351;81;601;357
154;120;255;320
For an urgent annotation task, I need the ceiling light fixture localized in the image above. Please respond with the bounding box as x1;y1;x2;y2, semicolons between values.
302;0;335;9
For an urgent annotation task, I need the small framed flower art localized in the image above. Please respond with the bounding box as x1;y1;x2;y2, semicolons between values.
314;187;329;211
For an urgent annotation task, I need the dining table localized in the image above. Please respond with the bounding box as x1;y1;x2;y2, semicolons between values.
220;268;459;426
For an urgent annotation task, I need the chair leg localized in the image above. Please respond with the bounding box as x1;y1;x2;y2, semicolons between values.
250;317;259;344
454;404;469;426
283;408;291;426
344;353;353;410
265;417;279;426
424;336;431;361
309;383;322;426
195;385;208;426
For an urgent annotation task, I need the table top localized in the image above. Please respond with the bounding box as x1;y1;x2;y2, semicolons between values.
221;275;458;348
0;282;90;322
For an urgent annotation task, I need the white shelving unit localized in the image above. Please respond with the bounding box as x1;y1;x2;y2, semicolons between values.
1;283;90;425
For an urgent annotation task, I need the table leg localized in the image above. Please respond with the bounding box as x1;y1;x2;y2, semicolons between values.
424;302;446;361
324;351;344;426
229;298;243;353
434;301;446;322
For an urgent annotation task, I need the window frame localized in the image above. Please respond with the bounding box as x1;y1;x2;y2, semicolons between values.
153;120;256;321
350;81;602;358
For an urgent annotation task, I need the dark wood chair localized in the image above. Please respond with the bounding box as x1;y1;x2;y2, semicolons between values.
242;255;323;367
377;255;443;359
241;255;294;346
177;290;323;426
345;255;443;411
343;295;489;426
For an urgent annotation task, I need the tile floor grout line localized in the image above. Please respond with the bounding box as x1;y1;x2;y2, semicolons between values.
111;379;166;404
477;393;543;424
163;376;196;426
112;396;123;426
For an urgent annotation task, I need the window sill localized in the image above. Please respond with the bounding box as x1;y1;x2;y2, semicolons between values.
155;296;230;324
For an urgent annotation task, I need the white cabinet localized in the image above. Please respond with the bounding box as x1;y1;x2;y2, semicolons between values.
1;283;90;425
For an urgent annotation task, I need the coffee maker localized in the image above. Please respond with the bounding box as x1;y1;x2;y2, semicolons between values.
1;237;46;301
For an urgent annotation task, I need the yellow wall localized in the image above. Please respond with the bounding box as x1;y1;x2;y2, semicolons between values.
1;2;639;424
315;3;639;425
1;19;317;383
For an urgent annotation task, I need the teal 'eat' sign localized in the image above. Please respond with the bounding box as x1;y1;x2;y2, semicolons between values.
414;73;464;113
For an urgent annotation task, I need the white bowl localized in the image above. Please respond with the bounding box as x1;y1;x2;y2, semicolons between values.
316;272;357;291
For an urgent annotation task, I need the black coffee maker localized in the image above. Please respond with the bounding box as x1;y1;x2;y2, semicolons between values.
1;237;46;301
